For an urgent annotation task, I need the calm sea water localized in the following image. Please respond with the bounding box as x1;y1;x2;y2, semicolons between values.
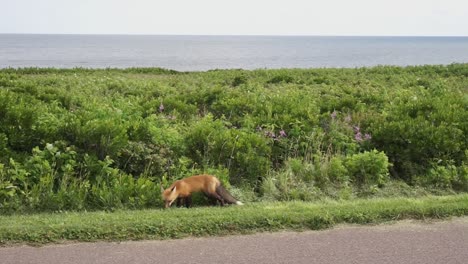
1;34;468;71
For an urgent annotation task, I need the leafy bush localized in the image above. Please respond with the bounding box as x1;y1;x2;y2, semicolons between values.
328;156;349;185
369;85;468;181
1;65;467;212
267;74;294;84
345;150;390;187
415;162;468;191
232;75;248;87
185;114;271;184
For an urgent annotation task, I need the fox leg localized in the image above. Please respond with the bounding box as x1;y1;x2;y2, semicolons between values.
211;192;225;206
184;196;192;208
176;197;185;207
202;191;218;206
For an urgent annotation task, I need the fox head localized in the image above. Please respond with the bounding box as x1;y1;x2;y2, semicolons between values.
161;185;178;208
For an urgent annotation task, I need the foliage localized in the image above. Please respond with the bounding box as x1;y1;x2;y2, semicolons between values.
0;65;467;212
345;150;390;188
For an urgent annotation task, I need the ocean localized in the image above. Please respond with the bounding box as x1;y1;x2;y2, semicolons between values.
1;34;468;71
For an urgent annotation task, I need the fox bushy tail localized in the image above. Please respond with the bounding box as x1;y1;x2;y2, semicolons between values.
216;185;243;205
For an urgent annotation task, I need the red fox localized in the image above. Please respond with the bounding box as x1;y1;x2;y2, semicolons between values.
161;174;243;208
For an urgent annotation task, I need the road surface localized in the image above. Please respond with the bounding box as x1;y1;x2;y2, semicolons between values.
2;218;467;264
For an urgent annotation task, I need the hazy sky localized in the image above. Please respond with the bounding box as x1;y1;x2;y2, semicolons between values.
1;0;467;36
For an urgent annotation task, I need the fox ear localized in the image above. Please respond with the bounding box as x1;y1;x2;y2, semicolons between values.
171;186;177;193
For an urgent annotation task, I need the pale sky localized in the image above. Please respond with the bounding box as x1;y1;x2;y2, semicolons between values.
1;0;467;36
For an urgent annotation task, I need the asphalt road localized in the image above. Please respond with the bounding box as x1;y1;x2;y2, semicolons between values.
2;218;467;264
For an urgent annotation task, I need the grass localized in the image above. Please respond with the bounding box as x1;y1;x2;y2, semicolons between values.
1;194;467;245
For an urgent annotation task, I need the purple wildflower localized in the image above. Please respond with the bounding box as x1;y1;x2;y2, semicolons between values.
159;102;165;112
265;131;276;139
353;125;360;133
279;130;287;137
355;132;363;142
364;133;372;140
331;110;337;120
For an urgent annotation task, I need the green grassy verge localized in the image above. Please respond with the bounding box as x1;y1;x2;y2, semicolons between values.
1;194;467;245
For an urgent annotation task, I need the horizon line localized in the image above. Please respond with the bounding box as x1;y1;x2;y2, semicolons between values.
1;33;467;38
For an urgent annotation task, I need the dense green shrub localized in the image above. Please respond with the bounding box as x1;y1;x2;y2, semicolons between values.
0;65;467;212
345;150;390;187
267;74;294;84
184;114;270;184
232;75;248;87
370;93;467;177
415;161;468;191
328;156;349;185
